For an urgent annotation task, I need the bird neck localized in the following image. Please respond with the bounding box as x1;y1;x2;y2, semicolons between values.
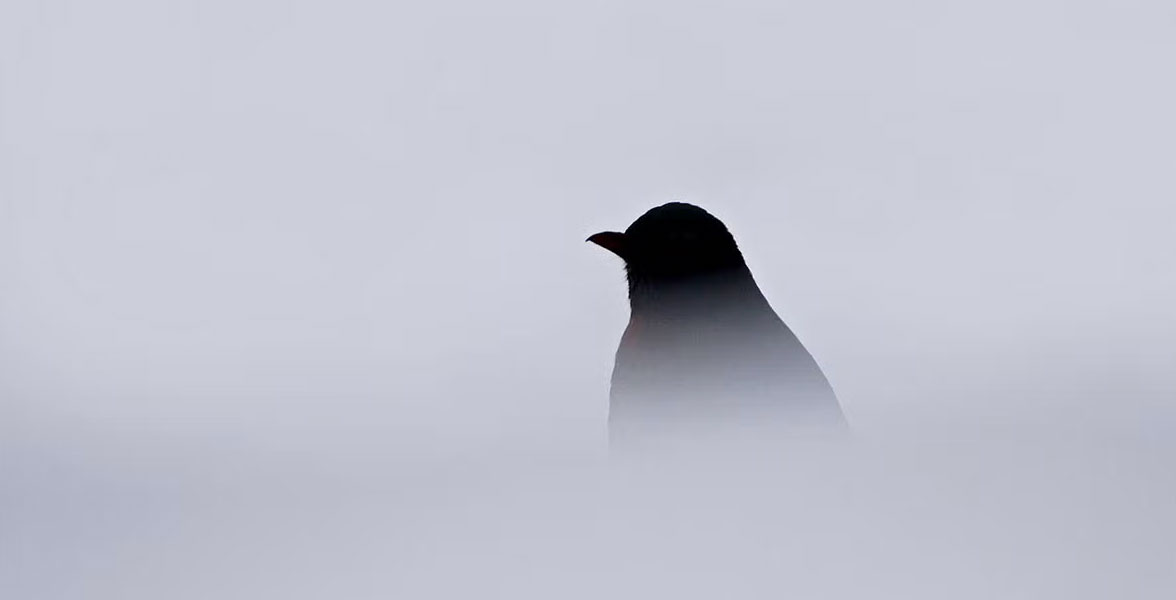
627;265;772;322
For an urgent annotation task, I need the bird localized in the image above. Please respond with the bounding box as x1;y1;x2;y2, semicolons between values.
588;202;846;444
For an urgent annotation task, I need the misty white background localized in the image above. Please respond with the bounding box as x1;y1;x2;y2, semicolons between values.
2;1;1174;598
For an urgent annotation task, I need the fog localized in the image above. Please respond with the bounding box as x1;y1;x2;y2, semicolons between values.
2;1;1174;597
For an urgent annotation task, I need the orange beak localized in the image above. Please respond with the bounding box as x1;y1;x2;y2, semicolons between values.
587;231;628;260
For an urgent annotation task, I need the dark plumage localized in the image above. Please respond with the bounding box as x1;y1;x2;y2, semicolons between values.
589;202;846;441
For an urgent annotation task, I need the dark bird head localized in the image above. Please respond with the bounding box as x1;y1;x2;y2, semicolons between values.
588;203;759;314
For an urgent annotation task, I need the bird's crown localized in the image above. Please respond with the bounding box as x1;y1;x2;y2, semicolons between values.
590;202;745;278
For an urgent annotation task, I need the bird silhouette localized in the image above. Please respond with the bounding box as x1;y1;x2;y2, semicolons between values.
589;202;846;443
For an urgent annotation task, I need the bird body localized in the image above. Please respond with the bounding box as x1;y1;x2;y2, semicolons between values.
589;203;845;442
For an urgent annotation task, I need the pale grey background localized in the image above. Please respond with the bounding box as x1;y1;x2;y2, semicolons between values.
2;1;1174;598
